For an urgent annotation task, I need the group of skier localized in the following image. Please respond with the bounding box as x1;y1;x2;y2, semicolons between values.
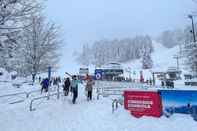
40;77;61;93
63;74;95;104
40;73;95;104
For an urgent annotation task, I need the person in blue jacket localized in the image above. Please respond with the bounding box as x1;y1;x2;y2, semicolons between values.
41;78;49;93
71;75;81;104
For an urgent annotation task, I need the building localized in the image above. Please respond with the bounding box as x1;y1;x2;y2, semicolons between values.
95;62;124;80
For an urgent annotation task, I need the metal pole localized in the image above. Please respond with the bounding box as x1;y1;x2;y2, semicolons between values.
188;15;196;42
192;16;196;42
30;100;33;111
177;57;179;70
129;71;131;81
152;73;155;86
57;84;60;99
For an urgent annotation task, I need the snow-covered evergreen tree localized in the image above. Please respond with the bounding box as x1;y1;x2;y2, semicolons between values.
141;36;153;69
142;51;153;69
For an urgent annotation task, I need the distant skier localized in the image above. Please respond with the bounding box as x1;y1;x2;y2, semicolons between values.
85;78;95;101
57;77;61;83
161;81;165;87
41;78;49;93
63;77;71;96
71;75;81;104
38;76;41;83
149;79;152;85
53;77;58;86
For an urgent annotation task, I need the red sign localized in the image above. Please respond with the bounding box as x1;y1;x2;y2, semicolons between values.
124;90;162;118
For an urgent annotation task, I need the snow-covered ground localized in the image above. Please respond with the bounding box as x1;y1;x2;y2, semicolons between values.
0;80;197;131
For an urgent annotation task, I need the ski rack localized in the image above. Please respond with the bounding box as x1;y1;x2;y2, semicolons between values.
0;92;29;99
27;86;57;98
95;81;149;91
27;89;41;97
96;87;125;100
96;86;126;93
0;85;60;105
95;84;149;100
29;91;63;111
95;80;149;88
0;92;29;104
29;84;62;111
97;92;123;100
95;80;162;100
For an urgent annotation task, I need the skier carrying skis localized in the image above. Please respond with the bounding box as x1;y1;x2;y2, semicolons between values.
85;78;95;101
63;77;70;96
71;75;80;104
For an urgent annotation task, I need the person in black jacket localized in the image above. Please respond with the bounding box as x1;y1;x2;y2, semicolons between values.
63;77;70;96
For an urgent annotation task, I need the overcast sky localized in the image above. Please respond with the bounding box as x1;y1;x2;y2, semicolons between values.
44;0;196;74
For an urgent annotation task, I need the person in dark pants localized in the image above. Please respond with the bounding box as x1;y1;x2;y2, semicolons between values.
39;76;41;83
41;78;49;94
85;78;95;101
53;77;58;86
71;75;80;104
161;81;165;87
63;77;70;96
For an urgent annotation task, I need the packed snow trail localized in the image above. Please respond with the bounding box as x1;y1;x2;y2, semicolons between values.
0;83;197;131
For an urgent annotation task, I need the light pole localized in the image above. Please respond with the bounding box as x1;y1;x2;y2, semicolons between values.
188;14;197;77
188;14;196;42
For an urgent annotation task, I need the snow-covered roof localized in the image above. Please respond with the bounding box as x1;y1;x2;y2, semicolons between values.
101;62;123;70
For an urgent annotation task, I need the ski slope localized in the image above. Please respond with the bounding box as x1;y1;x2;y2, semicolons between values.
122;41;182;83
0;81;197;131
123;41;178;70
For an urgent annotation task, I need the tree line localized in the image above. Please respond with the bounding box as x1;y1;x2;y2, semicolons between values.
76;35;154;69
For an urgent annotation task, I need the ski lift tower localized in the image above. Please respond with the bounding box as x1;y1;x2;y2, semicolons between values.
173;55;180;71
